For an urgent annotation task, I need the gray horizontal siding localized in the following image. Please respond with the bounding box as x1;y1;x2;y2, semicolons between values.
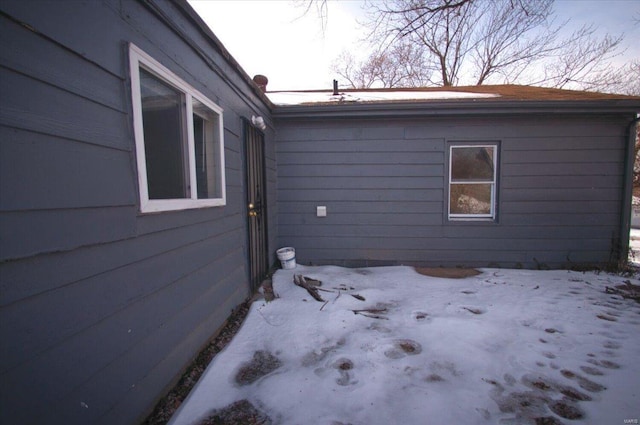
278;223;617;239
276;116;629;269
1;248;246;425
278;188;442;202
0;1;275;424
0;128;136;211
295;248;613;269
0;67;130;150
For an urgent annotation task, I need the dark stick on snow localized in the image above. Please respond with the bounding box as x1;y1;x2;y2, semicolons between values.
294;274;324;302
351;308;388;319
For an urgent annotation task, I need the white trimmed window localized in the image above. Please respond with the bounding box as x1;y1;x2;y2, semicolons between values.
448;144;498;220
129;44;225;213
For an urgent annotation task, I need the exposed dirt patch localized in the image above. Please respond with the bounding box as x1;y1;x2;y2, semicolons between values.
399;341;419;353
142;302;251;425
425;373;445;382
334;358;354;371
414;267;482;279
235;351;282;386
198;399;272;425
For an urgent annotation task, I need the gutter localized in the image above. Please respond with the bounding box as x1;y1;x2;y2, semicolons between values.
620;115;640;265
272;99;640;120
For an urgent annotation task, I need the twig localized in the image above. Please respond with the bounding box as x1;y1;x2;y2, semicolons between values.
352;308;387;314
294;274;324;302
352;308;388;319
316;287;336;293
320;300;329;311
351;310;389;320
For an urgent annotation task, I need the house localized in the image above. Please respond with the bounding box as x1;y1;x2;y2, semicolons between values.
271;86;640;269
0;1;638;425
0;1;275;424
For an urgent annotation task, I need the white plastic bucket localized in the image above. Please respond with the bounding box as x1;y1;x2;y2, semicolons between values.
276;247;296;269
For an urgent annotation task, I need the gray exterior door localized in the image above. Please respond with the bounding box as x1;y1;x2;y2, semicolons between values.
244;120;269;290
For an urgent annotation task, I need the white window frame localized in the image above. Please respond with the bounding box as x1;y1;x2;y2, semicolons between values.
448;144;498;221
129;43;226;213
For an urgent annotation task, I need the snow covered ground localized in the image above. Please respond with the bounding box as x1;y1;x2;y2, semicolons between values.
169;266;640;425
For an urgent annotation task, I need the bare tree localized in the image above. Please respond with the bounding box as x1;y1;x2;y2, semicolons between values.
293;0;329;33
332;0;626;91
526;26;625;91
624;60;640;96
331;42;432;88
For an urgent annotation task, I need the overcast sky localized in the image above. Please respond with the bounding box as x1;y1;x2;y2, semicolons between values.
187;0;640;92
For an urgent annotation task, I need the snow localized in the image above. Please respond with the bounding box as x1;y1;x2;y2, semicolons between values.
267;90;500;106
169;266;640;425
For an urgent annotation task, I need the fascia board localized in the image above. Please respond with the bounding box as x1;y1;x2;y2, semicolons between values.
272;100;640;120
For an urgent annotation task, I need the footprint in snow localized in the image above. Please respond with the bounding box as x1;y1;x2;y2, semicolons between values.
384;339;423;359
367;322;392;333
487;373;590;423
579;365;604;376
603;340;622;350
596;313;618;322
332;358;357;386
560;369;606;393
234;351;282;386
587;358;620;369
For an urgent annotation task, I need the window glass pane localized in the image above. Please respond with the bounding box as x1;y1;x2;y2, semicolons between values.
451;147;494;181
450;183;492;215
192;98;222;199
140;69;187;199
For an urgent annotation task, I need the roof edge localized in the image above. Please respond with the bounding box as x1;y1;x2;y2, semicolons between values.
171;0;274;110
272;99;640;120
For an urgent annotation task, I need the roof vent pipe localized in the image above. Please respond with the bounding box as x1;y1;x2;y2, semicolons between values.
253;74;268;92
333;79;339;96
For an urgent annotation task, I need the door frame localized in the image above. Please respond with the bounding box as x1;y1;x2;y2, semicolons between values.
242;118;269;292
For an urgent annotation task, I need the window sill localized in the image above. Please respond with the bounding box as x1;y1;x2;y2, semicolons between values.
140;198;226;214
447;217;498;224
